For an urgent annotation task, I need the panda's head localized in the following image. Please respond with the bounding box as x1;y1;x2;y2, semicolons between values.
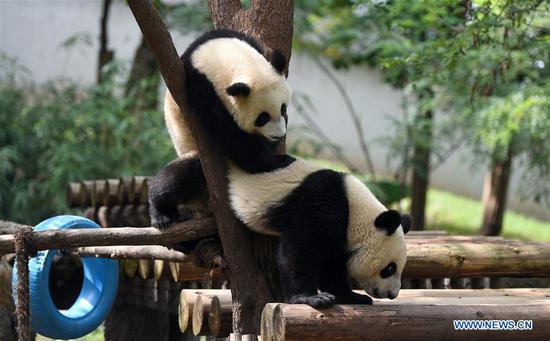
347;210;410;300
189;34;290;143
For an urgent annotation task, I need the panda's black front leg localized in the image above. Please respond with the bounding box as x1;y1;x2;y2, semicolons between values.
149;155;206;229
318;255;373;305
277;236;336;308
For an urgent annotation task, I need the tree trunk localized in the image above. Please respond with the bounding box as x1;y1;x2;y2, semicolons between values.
127;0;294;334
126;37;160;109
410;110;432;230
481;153;513;236
207;0;295;332
97;0;114;84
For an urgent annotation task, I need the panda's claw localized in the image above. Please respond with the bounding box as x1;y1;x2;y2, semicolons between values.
289;292;336;308
150;212;182;230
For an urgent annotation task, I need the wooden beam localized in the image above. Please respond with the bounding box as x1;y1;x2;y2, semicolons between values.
405;237;550;278
261;289;550;341
0;218;217;255
71;245;188;262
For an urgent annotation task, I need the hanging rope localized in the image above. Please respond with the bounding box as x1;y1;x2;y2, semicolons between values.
14;226;35;341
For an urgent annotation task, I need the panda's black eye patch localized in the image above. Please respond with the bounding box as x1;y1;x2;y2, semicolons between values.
255;112;271;127
380;262;397;279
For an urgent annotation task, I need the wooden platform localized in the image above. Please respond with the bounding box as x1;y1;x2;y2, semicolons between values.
261;289;550;340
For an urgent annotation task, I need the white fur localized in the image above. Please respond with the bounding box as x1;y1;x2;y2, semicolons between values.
227;159;322;235
190;38;290;138
344;175;407;299
164;90;196;157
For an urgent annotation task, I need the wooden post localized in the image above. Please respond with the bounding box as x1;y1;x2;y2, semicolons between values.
178;289;223;333
209;294;233;337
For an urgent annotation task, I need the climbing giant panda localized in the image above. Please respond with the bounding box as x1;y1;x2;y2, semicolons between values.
149;30;410;308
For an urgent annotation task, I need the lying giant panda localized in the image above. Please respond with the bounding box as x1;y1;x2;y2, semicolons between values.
150;30;410;308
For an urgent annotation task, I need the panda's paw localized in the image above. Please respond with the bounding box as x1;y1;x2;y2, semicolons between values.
151;215;176;230
289;292;336;308
335;292;373;305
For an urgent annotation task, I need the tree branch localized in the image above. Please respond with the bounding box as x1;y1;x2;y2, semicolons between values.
0;218;217;255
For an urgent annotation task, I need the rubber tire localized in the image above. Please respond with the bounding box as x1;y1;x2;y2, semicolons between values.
12;215;119;339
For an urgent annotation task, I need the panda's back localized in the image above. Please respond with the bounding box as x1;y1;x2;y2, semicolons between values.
227;160;320;234
228;160;350;242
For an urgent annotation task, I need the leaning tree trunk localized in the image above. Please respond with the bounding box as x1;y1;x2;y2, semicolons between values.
410;110;433;230
481;152;513;236
127;0;294;334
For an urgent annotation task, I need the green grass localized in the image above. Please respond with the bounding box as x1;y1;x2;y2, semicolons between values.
424;189;550;242
36;325;104;341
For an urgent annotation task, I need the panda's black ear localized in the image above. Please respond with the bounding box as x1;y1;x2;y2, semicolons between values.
401;214;411;234
374;210;401;236
226;82;250;97
270;50;286;74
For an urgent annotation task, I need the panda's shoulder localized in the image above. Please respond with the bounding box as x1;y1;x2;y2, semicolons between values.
181;30;263;62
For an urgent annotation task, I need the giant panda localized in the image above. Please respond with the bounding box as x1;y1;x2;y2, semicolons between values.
149;30;410;308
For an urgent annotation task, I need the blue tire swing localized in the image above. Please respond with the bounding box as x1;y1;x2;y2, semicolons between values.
12;215;119;339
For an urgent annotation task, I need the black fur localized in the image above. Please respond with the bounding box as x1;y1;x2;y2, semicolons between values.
374;210;402;236
270;50;287;74
182;29;294;173
226;82;250;97
149;155;206;229
266;170;371;307
401;214;412;234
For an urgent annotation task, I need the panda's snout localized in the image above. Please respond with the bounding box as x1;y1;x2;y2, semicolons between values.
387;290;396;300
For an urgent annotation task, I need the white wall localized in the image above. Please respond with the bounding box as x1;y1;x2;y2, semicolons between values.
1;0;548;220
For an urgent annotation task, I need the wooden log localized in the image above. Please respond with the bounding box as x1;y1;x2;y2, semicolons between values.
209;293;233;337
176;262;225;282
67;177;151;208
406;230;449;237
154;259;165;281
104;179;122;206
178;289;223;333
192;294;214;336
93;180;108;207
138;259;151;279
133;176;149;205
120;177;136;205
261;289;550;341
404;238;550;278
169;262;181;282
66;182;87;208
72;245;188;262
0;217;217;255
123;259;138;278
